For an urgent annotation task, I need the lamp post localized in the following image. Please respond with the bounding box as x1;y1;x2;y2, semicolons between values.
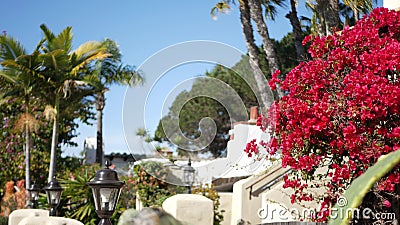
27;182;41;209
43;176;63;216
183;158;195;194
87;160;124;225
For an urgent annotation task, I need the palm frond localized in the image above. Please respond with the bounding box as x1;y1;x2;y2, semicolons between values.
53;26;73;53
70;42;110;76
72;41;105;59
119;65;144;86
261;0;287;21
40;49;70;73
0;70;18;83
211;1;233;18
40;24;55;50
0;91;11;106
44;105;56;121
14;113;40;132
0;35;26;60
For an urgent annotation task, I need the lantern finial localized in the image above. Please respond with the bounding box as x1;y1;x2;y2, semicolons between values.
105;160;111;168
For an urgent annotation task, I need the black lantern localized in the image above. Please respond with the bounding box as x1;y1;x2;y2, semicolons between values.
43;176;64;216
183;158;195;194
87;160;124;225
27;182;41;209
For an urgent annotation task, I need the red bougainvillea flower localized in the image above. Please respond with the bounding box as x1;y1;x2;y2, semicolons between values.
247;7;400;222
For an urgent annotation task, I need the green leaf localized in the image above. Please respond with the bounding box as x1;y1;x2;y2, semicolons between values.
328;150;400;225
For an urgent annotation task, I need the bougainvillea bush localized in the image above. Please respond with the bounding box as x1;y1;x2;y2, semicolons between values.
246;7;400;222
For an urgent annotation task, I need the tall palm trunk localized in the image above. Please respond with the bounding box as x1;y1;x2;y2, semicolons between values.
247;0;284;98
353;8;359;22
239;0;272;109
287;0;305;61
327;0;340;29
48;96;59;182
95;91;105;165
248;0;279;73
309;0;329;36
239;0;261;69
24;96;31;205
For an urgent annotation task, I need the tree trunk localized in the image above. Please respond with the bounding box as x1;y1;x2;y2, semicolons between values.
48;96;59;182
239;0;273;109
312;0;329;36
353;8;359;22
248;0;279;73
24;96;31;206
248;0;284;99
95;92;105;165
239;0;261;69
326;0;340;32
25;119;31;205
286;0;305;61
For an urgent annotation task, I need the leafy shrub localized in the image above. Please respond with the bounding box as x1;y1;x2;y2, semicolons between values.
132;161;178;207
0;216;8;225
192;184;224;225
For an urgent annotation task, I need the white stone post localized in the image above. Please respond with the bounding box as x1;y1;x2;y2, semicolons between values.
162;194;214;225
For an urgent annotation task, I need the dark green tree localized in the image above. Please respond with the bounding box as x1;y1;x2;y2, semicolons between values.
155;32;298;157
155;62;257;157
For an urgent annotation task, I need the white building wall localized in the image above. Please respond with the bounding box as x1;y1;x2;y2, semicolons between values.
384;0;400;10
230;176;263;225
219;192;232;225
83;137;96;165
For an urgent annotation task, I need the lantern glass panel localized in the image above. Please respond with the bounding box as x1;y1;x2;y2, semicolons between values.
30;190;40;201
46;190;62;205
92;187;121;211
184;169;194;186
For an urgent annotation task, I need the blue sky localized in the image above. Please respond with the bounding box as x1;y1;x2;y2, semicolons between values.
1;1;383;157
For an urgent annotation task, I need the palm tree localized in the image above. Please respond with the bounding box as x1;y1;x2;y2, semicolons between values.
38;24;109;181
248;0;285;98
286;0;306;61
212;0;280;107
84;39;143;165
342;0;374;22
306;0;330;35
0;34;43;201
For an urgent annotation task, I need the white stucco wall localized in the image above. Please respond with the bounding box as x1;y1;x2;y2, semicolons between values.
384;0;400;10
219;192;233;225
230;177;263;225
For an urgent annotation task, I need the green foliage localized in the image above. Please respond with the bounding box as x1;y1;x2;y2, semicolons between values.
114;175;136;219
0;96;52;193
132;161;178;207
155;62;257;157
59;164;100;225
272;32;306;75
192;184;225;225
329;150;400;225
0;216;8;225
154;36;299;157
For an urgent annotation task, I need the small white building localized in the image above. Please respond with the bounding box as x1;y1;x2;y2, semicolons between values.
83;137;97;165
